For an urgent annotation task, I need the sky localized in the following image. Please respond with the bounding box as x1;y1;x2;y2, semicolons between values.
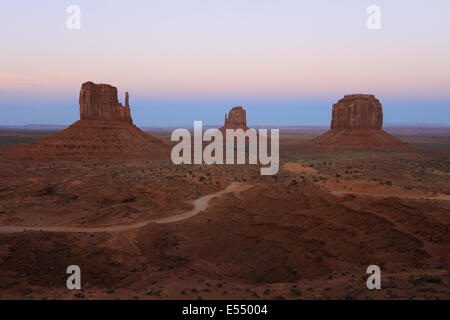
0;0;449;126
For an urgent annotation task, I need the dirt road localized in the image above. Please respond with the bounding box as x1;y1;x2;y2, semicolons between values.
0;182;253;234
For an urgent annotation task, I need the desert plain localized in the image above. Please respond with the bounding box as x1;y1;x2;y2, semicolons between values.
0;122;449;300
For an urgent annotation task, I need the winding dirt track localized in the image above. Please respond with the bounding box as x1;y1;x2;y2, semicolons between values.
0;182;253;234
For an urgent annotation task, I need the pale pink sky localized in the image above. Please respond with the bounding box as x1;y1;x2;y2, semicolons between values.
1;0;449;125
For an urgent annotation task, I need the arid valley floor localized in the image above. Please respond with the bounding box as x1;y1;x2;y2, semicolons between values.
0;126;449;300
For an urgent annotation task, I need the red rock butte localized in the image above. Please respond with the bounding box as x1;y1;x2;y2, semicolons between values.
313;94;409;150
79;82;132;122
220;106;249;132
8;82;168;159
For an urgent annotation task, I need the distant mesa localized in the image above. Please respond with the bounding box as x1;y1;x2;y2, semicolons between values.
330;94;382;130
313;94;410;150
8;81;168;159
220;106;250;132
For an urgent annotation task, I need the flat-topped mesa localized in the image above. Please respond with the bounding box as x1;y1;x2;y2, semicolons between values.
331;94;382;129
220;106;249;131
313;94;410;150
79;81;132;123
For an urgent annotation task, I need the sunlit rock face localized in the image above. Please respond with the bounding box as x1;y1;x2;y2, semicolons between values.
220;106;249;131
79;82;132;123
331;94;382;130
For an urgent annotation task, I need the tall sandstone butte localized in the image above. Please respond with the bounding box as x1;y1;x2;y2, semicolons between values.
80;81;132;122
220;106;249;131
331;94;382;129
10;82;167;159
314;94;409;150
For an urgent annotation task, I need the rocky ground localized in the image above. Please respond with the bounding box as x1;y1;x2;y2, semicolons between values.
0;128;449;300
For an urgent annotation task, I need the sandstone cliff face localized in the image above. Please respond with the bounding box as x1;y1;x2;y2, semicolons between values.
79;82;132;123
331;94;382;129
220;106;249;131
